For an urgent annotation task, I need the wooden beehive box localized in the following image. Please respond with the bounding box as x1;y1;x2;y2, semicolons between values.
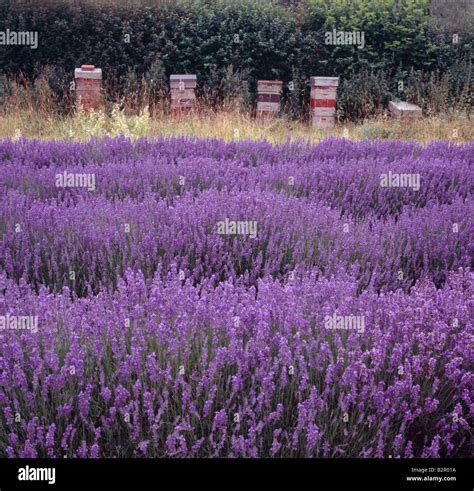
310;76;339;129
170;74;197;113
257;80;283;119
389;101;422;119
74;65;102;111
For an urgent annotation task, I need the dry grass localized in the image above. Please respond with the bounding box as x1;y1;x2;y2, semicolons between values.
0;104;471;144
1;73;471;143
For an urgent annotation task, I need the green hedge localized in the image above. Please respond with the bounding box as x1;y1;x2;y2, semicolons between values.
0;0;471;119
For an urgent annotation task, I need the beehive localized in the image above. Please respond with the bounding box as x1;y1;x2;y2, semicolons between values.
389;101;422;119
170;74;197;113
256;80;283;120
74;65;102;111
310;76;339;129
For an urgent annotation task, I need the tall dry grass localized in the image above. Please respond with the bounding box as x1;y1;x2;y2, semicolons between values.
0;74;472;143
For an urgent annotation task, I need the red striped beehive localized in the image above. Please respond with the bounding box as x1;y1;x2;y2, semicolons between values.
170;74;197;114
74;65;102;111
310;76;339;129
256;80;283;120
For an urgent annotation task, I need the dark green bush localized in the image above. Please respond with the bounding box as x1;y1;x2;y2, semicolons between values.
0;0;471;120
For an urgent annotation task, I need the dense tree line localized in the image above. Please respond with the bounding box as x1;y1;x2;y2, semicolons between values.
0;0;471;119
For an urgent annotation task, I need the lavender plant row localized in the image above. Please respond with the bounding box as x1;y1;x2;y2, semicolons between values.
1;189;472;295
1;138;472;220
0;137;472;458
0;269;472;458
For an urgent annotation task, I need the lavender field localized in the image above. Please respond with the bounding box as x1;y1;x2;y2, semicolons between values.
0;136;472;458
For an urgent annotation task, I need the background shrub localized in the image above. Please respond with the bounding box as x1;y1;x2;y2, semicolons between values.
0;0;471;120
